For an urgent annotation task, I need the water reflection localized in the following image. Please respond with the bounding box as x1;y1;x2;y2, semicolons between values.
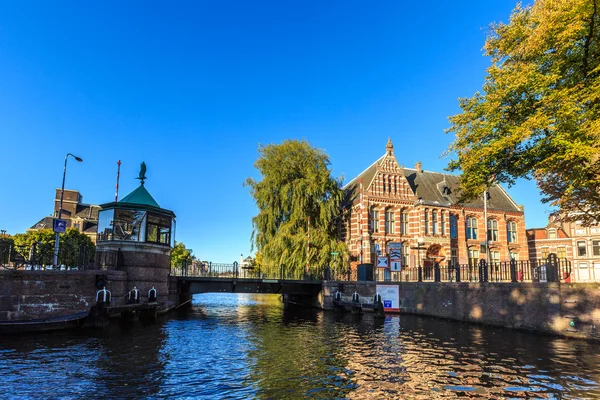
0;293;598;399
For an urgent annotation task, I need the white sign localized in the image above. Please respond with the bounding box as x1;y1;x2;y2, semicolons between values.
376;284;399;312
390;261;402;272
377;256;389;268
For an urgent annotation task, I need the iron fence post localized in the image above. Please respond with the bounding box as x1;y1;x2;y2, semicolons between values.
434;263;440;282
547;254;559;282
418;266;423;282
455;264;461;282
510;259;517;282
479;259;488;282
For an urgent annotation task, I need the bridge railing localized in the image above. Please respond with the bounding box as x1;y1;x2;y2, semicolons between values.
171;257;571;284
171;262;353;282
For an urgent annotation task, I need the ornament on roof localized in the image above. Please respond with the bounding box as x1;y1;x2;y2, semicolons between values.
137;162;147;185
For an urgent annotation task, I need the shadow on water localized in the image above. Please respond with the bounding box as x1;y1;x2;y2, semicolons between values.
1;293;599;399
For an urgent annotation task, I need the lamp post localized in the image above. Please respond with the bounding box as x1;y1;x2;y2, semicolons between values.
53;153;83;268
410;237;425;282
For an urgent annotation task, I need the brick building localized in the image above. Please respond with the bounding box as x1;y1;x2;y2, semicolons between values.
29;189;100;243
527;216;600;282
341;139;528;271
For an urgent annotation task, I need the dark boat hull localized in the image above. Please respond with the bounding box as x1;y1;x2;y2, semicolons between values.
0;311;89;334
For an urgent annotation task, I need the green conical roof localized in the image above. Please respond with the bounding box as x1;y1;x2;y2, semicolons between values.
119;184;160;208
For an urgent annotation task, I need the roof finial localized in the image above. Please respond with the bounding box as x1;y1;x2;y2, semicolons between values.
137;162;147;186
386;137;394;155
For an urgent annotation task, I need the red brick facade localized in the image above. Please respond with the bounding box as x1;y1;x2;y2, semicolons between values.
527;218;600;282
341;139;528;270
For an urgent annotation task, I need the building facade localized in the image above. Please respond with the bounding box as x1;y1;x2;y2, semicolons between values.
527;217;600;282
341;139;528;271
29;189;100;243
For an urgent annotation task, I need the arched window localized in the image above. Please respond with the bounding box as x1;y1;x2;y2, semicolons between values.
432;210;438;235
466;217;478;240
507;221;517;243
385;208;395;234
450;214;458;239
487;219;498;242
440;211;445;236
424;209;429;235
400;210;409;235
382;176;386;192
369;206;379;233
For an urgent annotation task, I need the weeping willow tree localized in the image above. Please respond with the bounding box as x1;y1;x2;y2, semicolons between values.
245;140;349;277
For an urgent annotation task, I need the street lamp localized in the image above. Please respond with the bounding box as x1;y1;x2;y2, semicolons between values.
53;153;83;268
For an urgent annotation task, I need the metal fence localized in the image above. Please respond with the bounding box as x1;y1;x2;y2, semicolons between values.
170;255;571;285
374;257;571;284
171;261;352;282
0;242;94;270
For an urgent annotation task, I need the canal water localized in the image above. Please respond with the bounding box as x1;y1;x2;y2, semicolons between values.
1;293;599;399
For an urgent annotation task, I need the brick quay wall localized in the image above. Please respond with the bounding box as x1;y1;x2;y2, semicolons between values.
322;281;600;341
0;270;127;321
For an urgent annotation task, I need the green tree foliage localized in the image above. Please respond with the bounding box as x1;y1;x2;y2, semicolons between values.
11;228;94;268
446;0;600;224
245;139;349;277
0;235;14;265
170;241;194;268
13;229;56;266
59;228;95;268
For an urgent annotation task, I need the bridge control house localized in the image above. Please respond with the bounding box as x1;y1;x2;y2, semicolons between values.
95;176;175;309
341;139;528;275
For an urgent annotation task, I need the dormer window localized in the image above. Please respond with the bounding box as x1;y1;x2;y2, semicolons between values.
548;229;557;239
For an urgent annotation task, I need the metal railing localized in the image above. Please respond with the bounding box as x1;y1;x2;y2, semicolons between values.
0;242;94;271
373;257;571;283
171;256;571;284
171;261;352;282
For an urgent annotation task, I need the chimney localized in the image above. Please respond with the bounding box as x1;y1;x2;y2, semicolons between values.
415;161;423;173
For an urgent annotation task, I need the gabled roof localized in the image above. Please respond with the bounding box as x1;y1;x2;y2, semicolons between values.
30;216;57;230
343;141;523;213
343;155;385;201
119;185;160;208
404;168;521;212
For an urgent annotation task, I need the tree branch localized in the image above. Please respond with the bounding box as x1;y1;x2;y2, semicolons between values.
583;0;597;80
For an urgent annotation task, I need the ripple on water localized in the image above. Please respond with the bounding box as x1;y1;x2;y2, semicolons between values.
0;293;599;399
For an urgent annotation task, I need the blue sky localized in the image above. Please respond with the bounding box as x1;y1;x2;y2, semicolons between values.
0;0;547;262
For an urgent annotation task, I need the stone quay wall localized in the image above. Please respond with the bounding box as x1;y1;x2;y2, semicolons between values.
0;270;127;321
322;281;600;341
95;241;171;307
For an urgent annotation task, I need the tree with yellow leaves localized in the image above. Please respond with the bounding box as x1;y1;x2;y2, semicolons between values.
447;0;599;224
